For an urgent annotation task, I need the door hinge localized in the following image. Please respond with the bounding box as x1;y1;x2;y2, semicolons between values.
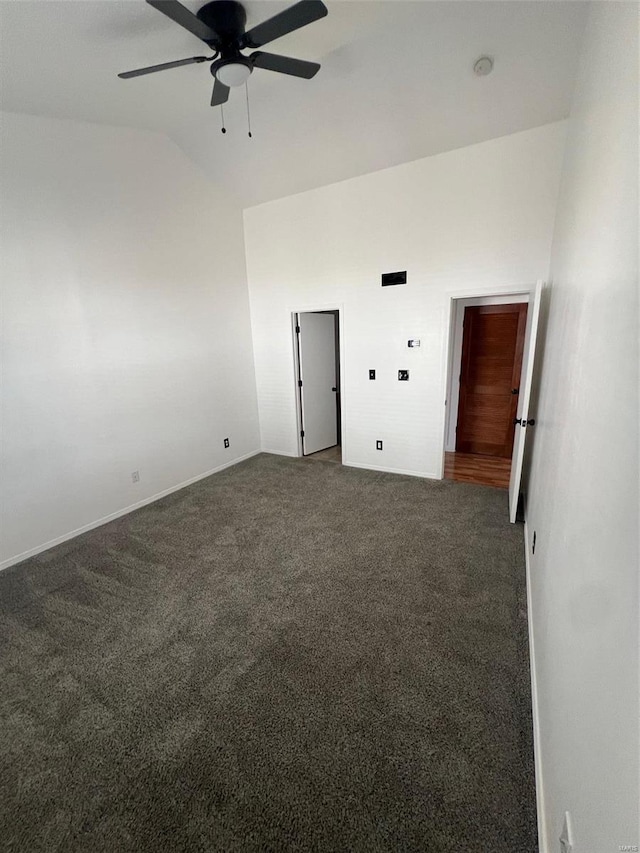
300;430;305;438
295;325;300;334
298;380;303;387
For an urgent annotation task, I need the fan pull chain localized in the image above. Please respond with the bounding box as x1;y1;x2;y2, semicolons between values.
245;82;252;139
220;103;226;134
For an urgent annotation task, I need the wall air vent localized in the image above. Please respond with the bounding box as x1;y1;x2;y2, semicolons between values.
381;271;407;287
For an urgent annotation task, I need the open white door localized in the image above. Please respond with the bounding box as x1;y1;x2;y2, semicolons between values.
297;313;337;455
509;281;543;522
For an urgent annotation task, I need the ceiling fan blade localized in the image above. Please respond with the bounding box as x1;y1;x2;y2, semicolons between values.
211;78;230;107
118;56;209;79
250;51;320;79
146;0;219;45
241;0;327;49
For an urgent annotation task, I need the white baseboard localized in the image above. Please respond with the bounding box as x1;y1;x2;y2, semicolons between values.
261;451;438;481
523;518;548;853
0;449;261;572
343;460;439;480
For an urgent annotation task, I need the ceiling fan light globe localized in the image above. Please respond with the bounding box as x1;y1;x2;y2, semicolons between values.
216;62;252;87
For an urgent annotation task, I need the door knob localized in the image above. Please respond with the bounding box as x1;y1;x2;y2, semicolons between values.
331;387;337;392
511;388;520;395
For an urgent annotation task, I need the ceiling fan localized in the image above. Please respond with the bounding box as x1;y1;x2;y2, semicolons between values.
118;0;328;107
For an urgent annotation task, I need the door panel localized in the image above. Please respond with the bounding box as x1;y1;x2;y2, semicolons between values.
456;303;528;458
298;313;337;455
509;282;543;522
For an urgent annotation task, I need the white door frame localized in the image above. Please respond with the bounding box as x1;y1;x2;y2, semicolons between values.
439;281;542;479
444;293;530;454
291;304;346;460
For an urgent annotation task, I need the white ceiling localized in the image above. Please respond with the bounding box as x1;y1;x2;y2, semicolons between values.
1;0;587;206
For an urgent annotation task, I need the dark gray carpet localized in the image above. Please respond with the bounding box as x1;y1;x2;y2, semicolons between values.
0;453;536;852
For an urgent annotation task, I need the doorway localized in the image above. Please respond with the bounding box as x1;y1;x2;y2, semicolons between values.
294;310;342;463
444;296;528;489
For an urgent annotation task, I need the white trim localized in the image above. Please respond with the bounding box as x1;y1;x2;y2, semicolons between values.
444;294;530;453
524;517;548;853
0;449;261;572
290;304;346;461
261;449;298;457
343;461;438;480
445;282;534;300
439;281;542;483
509;281;545;523
438;296;458;478
291;311;304;455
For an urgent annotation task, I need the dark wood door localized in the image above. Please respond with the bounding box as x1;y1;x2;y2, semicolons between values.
456;303;528;458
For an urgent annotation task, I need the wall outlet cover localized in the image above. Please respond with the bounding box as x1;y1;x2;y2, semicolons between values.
131;471;140;483
376;440;383;450
224;438;230;448
369;369;376;380
398;370;409;381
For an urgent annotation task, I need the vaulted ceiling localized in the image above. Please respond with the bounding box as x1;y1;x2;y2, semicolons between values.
1;1;587;206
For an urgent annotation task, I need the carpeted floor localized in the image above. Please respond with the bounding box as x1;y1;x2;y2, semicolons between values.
0;453;537;852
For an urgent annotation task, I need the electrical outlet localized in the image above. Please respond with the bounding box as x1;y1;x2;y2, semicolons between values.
376;440;383;450
559;812;573;853
131;471;140;483
369;369;376;380
532;531;537;554
398;370;409;381
224;438;230;449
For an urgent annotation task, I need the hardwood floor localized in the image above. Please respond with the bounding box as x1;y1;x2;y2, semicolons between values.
444;451;511;489
304;448;507;484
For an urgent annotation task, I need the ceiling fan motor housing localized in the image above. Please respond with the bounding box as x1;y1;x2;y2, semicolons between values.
197;0;247;48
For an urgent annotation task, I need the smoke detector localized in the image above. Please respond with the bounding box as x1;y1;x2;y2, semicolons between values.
473;56;494;76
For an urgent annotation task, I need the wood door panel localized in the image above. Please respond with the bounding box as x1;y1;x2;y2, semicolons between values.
459;399;513;455
456;303;528;458
463;396;512;433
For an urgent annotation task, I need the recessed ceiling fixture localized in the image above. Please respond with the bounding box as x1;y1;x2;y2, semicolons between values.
473;56;494;76
118;0;328;108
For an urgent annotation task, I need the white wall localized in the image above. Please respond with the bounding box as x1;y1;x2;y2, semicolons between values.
444;293;529;452
0;112;260;568
244;122;566;477
523;5;639;852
